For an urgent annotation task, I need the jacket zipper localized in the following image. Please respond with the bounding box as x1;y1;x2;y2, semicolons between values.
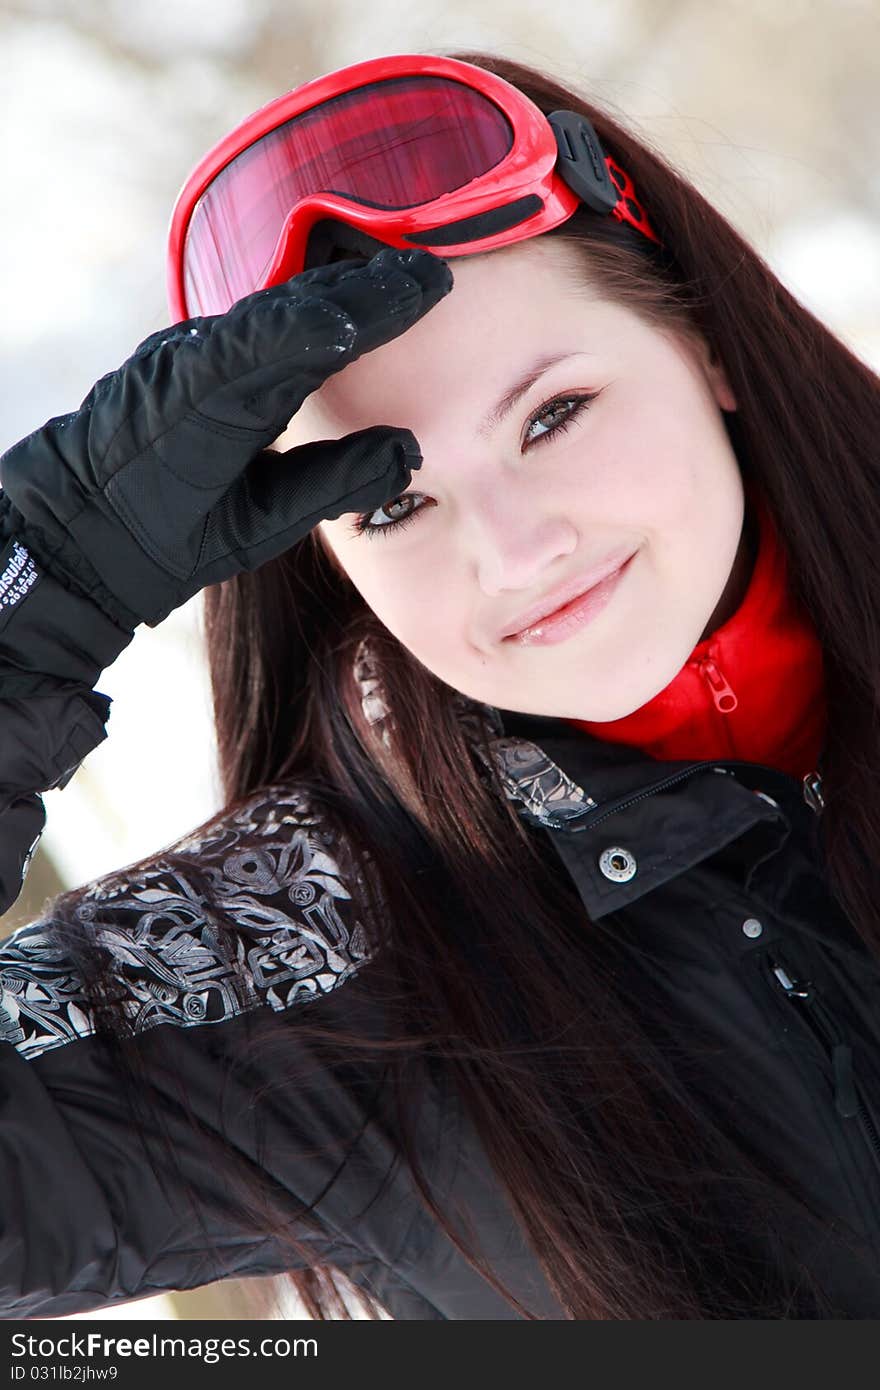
569;762;735;833
690;655;738;716
767;955;880;1178
572;756;798;835
572;654;744;833
690;654;737;761
690;654;825;817
529;648;824;831
574;649;822;833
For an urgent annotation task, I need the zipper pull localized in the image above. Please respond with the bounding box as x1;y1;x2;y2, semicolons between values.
832;1043;860;1118
693;657;738;714
771;962;811;998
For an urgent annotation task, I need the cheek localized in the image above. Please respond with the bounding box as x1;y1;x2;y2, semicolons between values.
583;381;729;525
332;544;459;651
552;404;667;523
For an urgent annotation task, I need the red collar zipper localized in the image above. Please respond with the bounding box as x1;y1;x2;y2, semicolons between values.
689;655;824;815
689;654;738;758
690;656;738;713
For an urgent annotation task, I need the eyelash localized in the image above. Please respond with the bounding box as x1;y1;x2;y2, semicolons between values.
348;391;598;541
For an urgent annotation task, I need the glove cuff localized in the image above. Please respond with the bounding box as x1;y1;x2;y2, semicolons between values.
0;689;114;916
0;523;135;696
0;492;143;633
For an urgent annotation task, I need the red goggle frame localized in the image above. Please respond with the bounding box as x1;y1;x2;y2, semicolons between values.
167;52;662;322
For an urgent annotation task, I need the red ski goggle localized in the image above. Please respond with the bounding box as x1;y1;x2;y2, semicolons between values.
167;52;662;323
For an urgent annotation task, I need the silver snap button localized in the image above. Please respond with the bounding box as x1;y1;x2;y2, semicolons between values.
754;791;779;808
598;846;637;882
742;918;764;938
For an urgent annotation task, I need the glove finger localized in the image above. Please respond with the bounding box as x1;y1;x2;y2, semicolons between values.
194;247;453;439
189;426;421;587
76;283;419;547
86;248;450;509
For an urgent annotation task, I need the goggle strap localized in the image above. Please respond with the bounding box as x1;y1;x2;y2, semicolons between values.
549;110;660;245
402;195;544;247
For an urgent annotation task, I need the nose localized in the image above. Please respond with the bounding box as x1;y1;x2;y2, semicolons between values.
470;498;578;596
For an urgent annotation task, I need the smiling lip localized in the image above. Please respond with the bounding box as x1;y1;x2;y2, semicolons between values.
498;547;638;643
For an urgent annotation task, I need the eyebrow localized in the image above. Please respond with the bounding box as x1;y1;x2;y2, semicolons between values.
476;350;593;441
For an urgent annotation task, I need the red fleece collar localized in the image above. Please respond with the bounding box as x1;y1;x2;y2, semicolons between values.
562;482;828;780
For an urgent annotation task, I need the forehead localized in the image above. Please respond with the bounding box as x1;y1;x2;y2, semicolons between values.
304;238;601;418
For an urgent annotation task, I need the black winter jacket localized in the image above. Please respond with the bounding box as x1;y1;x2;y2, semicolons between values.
1;678;880;1320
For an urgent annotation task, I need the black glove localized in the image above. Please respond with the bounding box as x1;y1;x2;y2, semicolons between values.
0;246;453;652
0;246;453;917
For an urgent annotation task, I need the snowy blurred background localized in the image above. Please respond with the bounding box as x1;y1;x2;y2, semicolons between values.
0;0;877;1321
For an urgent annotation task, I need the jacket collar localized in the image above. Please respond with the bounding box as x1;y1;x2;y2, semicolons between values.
457;696;819;834
457;699;818;919
354;644;823;920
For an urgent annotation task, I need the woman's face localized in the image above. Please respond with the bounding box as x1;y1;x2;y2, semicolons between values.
272;238;743;721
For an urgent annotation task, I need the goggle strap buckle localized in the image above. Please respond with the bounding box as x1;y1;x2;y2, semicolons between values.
547;110;618;218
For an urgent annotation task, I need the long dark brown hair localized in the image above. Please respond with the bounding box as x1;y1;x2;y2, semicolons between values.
43;50;880;1320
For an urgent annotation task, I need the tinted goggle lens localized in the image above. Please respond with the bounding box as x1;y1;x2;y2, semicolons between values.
183;75;513;315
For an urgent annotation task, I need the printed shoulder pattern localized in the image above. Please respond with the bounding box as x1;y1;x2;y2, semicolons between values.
0;782;373;1062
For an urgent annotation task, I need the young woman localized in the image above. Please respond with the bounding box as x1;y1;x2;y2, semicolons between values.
0;48;878;1322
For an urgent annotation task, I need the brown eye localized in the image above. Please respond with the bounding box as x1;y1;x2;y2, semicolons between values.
350;492;425;540
523;393;596;449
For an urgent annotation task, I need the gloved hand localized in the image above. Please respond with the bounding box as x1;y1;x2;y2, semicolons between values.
0;246;453;653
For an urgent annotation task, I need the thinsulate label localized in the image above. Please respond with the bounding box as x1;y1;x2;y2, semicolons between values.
0;534;43;630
